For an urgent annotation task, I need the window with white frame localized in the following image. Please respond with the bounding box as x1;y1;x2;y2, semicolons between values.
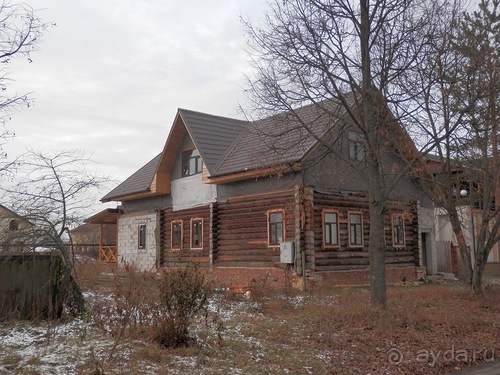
348;212;363;247
138;224;146;249
191;218;203;249
323;210;339;247
268;210;284;246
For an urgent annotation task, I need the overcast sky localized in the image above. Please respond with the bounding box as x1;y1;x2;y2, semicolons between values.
4;0;265;211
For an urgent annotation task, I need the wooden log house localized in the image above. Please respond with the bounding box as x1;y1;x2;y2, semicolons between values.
96;100;434;286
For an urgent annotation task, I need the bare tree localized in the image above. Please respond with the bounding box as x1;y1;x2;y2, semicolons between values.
1;148;109;314
243;0;457;307
405;0;499;294
0;2;50;172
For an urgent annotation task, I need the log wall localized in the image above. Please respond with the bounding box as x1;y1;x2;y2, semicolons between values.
215;189;297;268
159;205;211;267
158;187;420;275
312;191;419;271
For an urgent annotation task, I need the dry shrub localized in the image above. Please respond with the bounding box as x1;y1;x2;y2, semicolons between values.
152;266;212;348
74;256;110;292
89;264;219;351
90;264;158;340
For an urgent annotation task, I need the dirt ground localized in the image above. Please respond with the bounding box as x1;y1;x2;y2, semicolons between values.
0;263;498;374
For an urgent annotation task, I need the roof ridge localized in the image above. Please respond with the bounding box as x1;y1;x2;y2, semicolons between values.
178;108;248;124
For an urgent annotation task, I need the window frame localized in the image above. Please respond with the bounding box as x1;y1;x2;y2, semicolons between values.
392;214;406;247
347;131;365;161
9;219;18;231
138;224;146;249
181;148;203;177
322;209;339;248
190;217;203;249
171;220;183;251
348;211;364;247
267;209;285;247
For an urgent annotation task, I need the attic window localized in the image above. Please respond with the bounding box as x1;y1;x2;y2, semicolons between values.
9;219;18;231
348;131;365;161
182;149;202;177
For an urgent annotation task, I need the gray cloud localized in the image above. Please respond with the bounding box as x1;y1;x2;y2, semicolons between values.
5;0;264;210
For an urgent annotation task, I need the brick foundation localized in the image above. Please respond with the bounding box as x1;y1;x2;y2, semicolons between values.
204;266;425;290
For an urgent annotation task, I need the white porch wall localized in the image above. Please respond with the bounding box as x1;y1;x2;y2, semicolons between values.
434;206;473;246
418;205;437;274
117;211;157;271
171;174;217;211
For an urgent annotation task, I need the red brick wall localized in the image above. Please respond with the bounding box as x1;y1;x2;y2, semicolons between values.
204;265;424;289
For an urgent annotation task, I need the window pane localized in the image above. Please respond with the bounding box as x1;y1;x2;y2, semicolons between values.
172;222;181;248
349;213;362;245
270;212;282;223
191;219;202;248
269;211;284;245
138;224;146;248
182;149;203;177
393;216;404;245
197;157;202;173
324;212;338;246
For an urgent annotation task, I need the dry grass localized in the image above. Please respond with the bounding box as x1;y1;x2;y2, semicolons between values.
1;263;498;374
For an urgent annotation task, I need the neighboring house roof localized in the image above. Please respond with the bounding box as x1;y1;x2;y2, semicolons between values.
0;204;34;226
101;153;162;202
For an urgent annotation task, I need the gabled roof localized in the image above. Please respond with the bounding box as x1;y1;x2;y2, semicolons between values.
101;153;162;202
178;109;248;174
101;98;351;202
212;100;345;177
0;204;34;226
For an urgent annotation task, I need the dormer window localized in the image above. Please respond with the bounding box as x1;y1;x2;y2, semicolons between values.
348;131;365;161
182;149;202;177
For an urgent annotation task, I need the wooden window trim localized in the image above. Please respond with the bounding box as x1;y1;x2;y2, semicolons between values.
392;214;405;247
171;220;183;251
138;224;146;249
267;209;285;247
190;217;203;250
348;211;364;248
322;209;339;248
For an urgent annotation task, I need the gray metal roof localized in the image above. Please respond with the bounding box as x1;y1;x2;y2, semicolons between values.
101;153;162;202
101;99;349;201
212;100;345;176
178;108;248;174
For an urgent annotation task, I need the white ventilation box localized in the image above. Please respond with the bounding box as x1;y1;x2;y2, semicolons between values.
280;242;295;264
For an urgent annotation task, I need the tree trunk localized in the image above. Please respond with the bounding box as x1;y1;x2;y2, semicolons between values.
359;0;387;308
369;201;387;308
472;258;484;295
448;208;473;283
